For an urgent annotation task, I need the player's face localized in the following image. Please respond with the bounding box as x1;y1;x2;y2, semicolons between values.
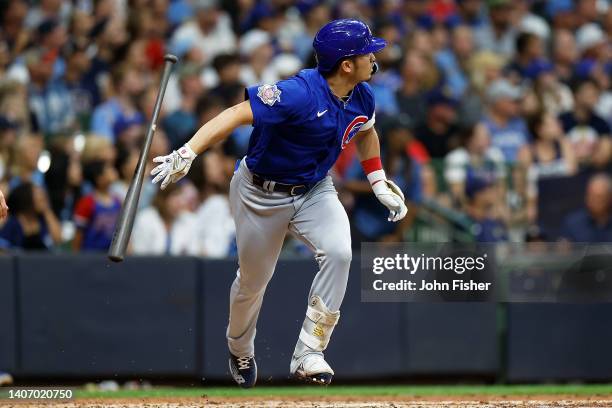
351;53;376;81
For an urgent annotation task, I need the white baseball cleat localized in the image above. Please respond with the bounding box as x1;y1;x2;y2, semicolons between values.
290;353;334;385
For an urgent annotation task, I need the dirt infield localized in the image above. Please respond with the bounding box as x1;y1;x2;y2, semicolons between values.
4;395;612;407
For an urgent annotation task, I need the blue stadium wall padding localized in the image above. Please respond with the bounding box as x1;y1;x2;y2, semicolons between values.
0;256;16;372
401;304;499;375
329;266;404;379
16;254;199;377
506;304;612;381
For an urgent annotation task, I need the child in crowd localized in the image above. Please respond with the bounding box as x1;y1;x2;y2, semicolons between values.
72;160;121;251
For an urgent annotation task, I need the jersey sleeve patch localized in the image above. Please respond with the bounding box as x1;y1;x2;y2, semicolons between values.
257;84;282;106
359;112;376;132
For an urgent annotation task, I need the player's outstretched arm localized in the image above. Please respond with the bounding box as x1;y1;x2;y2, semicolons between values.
353;127;408;222
151;100;254;189
187;100;254;154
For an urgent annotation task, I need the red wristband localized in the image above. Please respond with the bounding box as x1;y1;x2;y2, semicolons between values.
360;157;383;174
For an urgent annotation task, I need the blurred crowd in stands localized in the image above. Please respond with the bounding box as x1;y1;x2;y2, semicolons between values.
0;0;611;255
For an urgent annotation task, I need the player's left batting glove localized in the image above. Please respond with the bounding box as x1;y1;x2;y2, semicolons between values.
151;143;197;190
372;179;408;222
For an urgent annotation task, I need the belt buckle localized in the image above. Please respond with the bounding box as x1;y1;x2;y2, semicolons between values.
290;185;306;196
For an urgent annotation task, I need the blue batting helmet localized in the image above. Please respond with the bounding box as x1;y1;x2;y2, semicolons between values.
313;19;386;73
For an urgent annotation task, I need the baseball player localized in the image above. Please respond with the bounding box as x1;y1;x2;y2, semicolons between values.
151;19;407;387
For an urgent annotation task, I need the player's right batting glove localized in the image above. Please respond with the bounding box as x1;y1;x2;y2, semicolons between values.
151;143;197;190
373;179;408;222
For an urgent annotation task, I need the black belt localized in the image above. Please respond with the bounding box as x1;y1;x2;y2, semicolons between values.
252;173;310;196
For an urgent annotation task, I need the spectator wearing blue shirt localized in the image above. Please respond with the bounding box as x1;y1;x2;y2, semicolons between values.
90;65;146;141
344;118;422;245
435;25;475;99
0;182;61;250
482;79;529;164
26;49;75;136
504;32;544;82
561;174;612;243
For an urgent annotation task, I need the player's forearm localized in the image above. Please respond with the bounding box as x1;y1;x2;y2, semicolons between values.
186;100;253;154
354;127;381;161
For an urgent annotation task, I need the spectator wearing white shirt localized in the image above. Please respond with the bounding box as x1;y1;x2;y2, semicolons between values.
187;150;235;258
445;122;506;210
131;183;198;256
170;0;236;66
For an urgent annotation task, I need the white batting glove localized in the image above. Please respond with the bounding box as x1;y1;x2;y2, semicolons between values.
372;179;408;222
151;143;197;190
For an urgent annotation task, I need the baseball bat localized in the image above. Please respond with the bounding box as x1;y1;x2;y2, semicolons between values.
108;54;178;262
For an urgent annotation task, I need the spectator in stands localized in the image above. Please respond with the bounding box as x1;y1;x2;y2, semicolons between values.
458;51;505;127
552;29;578;84
395;50;433;122
188;151;236;257
81;135;116;165
162;64;203;150
414;88;460;159
464;177;508;242
239;29;276;86
171;0;236;66
90;65;145;141
526;59;574;116
26;48;75;136
63;41;94;130
435;25;475;99
0;182;61;250
559;78;612;169
473;0;518;58
210;54;242;101
445;123;506;210
110;147;138;202
292;1;331;62
9;133;44;190
482;78;529;164
505;31;545;82
515;0;550;41
517;111;577;224
0;116;19;182
72;160;120;251
45;143;82;223
131;182;198;255
451;0;487;29
2;0;28;59
561;174;612;242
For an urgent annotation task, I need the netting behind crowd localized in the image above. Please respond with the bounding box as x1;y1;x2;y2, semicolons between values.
0;0;611;255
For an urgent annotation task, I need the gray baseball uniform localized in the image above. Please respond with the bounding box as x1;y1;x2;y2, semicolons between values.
226;158;351;358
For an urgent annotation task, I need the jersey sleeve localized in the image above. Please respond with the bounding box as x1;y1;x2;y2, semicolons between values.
358;82;376;132
245;78;311;127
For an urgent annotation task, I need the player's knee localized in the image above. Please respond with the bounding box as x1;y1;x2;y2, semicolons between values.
324;245;352;268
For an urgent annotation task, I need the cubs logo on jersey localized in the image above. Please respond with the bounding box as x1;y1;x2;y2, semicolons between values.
341;115;369;149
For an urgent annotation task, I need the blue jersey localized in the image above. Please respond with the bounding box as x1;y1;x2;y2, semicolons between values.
245;68;376;185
